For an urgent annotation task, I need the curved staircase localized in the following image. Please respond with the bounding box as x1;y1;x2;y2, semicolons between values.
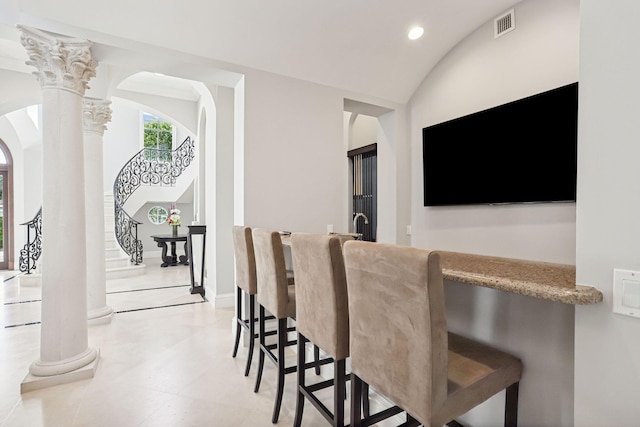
18;136;196;284
104;193;145;279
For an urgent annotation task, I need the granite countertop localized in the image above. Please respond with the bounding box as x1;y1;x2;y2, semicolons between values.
438;251;603;305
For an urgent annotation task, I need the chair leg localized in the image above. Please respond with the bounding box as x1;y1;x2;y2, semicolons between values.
504;382;519;427
405;414;421;427
232;286;242;357
363;383;370;418
314;344;321;375
254;305;266;393
350;373;362;427
293;333;307;427
334;358;346;427
243;294;256;376
272;318;288;423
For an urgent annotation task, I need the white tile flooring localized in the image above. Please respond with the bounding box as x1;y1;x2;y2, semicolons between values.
0;260;337;426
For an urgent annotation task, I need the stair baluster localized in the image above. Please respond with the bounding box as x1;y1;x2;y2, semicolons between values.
113;136;195;264
19;207;42;274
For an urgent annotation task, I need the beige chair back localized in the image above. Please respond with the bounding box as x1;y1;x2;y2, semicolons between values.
290;233;350;361
343;240;448;423
252;228;296;319
232;226;257;295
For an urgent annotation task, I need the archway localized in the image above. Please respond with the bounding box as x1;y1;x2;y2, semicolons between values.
0;139;14;270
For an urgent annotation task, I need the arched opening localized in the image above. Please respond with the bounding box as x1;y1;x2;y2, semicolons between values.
0;139;14;270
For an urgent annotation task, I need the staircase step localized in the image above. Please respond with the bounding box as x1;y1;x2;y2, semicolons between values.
106;263;146;279
105;240;119;250
106;257;130;269
17;263;146;285
105;247;124;259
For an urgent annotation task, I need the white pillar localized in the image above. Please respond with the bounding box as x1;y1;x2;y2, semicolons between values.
83;98;113;325
19;26;99;392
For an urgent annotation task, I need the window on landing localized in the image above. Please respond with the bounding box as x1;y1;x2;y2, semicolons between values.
148;206;169;225
143;113;174;162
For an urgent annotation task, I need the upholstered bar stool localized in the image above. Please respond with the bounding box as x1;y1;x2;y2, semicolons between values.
290;233;351;427
343;241;523;427
232;225;277;376
252;228;301;423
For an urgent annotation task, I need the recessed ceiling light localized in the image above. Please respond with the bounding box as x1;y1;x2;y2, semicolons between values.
408;26;424;40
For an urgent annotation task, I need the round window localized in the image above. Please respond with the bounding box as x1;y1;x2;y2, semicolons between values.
148;206;168;225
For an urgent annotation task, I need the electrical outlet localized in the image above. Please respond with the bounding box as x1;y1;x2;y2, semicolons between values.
406;225;412;235
327;224;334;233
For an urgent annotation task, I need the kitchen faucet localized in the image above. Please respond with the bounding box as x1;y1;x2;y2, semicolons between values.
352;212;369;236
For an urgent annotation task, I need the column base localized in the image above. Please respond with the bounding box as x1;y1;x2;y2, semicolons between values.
21;349;100;394
88;306;114;325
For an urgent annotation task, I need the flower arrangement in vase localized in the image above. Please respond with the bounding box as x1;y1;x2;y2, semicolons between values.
167;204;181;236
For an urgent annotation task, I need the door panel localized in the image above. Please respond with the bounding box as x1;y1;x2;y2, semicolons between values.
0;171;7;269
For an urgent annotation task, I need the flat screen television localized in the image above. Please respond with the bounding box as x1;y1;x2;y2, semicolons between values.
422;82;578;206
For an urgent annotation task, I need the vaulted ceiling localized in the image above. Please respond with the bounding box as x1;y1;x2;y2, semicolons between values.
0;0;522;103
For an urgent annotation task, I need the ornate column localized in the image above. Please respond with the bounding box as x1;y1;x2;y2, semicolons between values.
19;25;99;391
83;98;113;325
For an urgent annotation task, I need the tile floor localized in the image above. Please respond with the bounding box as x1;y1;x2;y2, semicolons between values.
0;260;343;427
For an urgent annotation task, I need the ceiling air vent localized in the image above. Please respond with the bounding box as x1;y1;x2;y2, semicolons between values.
494;9;515;38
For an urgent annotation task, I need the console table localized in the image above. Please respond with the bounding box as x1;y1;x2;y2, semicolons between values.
151;234;189;267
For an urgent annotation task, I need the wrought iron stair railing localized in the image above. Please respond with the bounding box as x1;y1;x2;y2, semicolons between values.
19;207;42;273
114;136;196;264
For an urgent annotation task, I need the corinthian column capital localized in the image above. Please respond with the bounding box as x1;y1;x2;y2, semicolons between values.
18;25;96;96
83;98;112;135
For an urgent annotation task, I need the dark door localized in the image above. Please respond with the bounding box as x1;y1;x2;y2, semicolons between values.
0;170;8;269
348;144;377;242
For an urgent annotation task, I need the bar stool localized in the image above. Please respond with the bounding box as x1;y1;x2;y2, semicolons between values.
232;225;273;376
252;228;301;423
290;233;351;427
343;241;523;427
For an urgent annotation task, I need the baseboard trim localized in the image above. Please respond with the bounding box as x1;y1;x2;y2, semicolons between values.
205;287;234;309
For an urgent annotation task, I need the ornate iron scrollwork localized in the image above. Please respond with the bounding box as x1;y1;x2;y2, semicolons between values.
113;136;195;264
19;207;42;273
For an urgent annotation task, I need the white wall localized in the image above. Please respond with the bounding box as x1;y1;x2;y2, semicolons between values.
134;201;193;259
0;114;30;265
0;69;41;266
408;1;579;425
243;70;351;234
104;96;195;194
409;0;579;264
575;1;640;424
210;85;235;306
0;69;40;117
350;114;377;150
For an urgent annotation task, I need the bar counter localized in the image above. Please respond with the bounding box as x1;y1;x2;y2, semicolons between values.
438;251;603;305
283;234;603;305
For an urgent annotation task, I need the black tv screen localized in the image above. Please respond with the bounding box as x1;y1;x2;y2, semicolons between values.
422;82;578;206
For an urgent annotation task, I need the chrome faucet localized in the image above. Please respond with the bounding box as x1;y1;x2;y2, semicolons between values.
353;212;369;235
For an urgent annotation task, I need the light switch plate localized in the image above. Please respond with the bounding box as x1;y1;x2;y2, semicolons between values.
613;269;640;318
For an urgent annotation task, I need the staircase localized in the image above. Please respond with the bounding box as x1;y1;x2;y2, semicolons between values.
104;193;145;279
19;196;145;286
113;136;195;264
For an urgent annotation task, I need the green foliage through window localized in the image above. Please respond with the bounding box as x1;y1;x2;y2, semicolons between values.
148;206;169;225
143;113;173;162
